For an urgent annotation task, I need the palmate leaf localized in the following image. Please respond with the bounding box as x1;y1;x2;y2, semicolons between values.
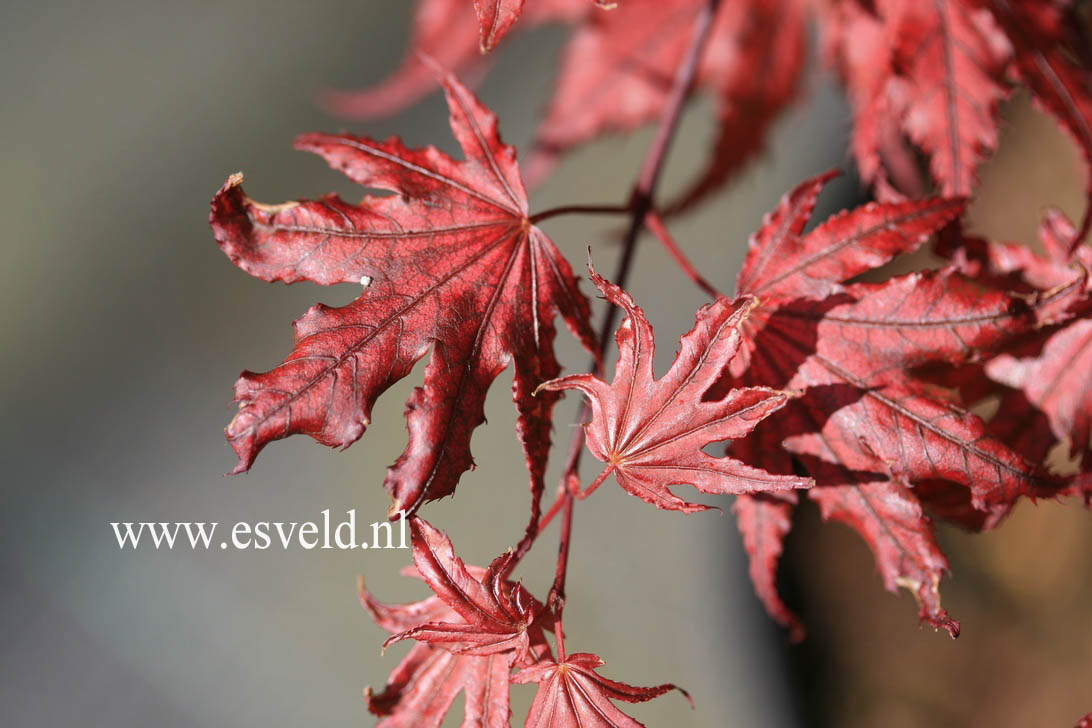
823;0;1011;198
361;517;551;727
512;653;690;728
328;0;805;209
524;0;805;208
983;0;1092;242
824;0;1092;236
720;172;1085;636
322;0;587;118
942;209;1092;467
539;266;812;514
211;66;595;515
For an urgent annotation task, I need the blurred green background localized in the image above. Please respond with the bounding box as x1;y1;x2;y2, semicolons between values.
0;1;1088;726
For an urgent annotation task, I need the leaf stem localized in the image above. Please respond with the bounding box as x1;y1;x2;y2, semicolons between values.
644;210;723;299
529;203;631;224
548;492;574;661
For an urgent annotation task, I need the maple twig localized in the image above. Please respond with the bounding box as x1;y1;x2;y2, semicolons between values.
548;493;574;641
542;0;722;627
509;0;720;589
537;486;567;534
644;210;723;299
529;203;631;224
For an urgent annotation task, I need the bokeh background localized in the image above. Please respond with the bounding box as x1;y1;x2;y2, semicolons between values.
1;1;1088;726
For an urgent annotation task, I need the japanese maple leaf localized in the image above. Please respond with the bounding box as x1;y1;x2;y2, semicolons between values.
360;517;551;727
512;652;690;727
823;0;1012;198
327;0;804;209
812;473;958;636
475;0;618;52
793;440;961;636
525;0;806;208
718;172;1083;635
538;266;812;514
211;67;596;516
940;209;1092;467
983;0;1092;243
323;0;588;118
730;171;1078;507
475;0;527;52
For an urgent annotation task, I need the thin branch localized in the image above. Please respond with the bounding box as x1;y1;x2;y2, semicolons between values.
545;0;723;623
529;203;631;224
644;210;723;299
507;0;721;590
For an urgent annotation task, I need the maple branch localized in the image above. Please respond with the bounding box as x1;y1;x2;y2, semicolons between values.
645;210;723;299
529;203;631;224
536;0;722;630
548;493;574;649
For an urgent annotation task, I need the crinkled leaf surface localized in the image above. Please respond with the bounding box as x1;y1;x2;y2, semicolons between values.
539;267;811;513
211;68;595;515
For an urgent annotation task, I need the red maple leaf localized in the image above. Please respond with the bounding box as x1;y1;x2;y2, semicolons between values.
940;209;1092;469
538;266;812;513
512;652;690;727
718;172;1085;636
323;0;587;118
327;0;804;209
473;0;619;52
361;517;551;726
982;0;1092;242
524;0;806;207
824;0;1092;238
210;66;596;515
731;489;801;639
823;0;1011;198
806;453;960;638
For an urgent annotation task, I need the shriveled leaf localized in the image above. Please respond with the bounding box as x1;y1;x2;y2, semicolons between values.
512;652;690;727
212;68;595;515
539;266;811;513
384;517;540;659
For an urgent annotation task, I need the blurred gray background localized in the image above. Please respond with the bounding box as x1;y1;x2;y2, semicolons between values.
2;1;1088;727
